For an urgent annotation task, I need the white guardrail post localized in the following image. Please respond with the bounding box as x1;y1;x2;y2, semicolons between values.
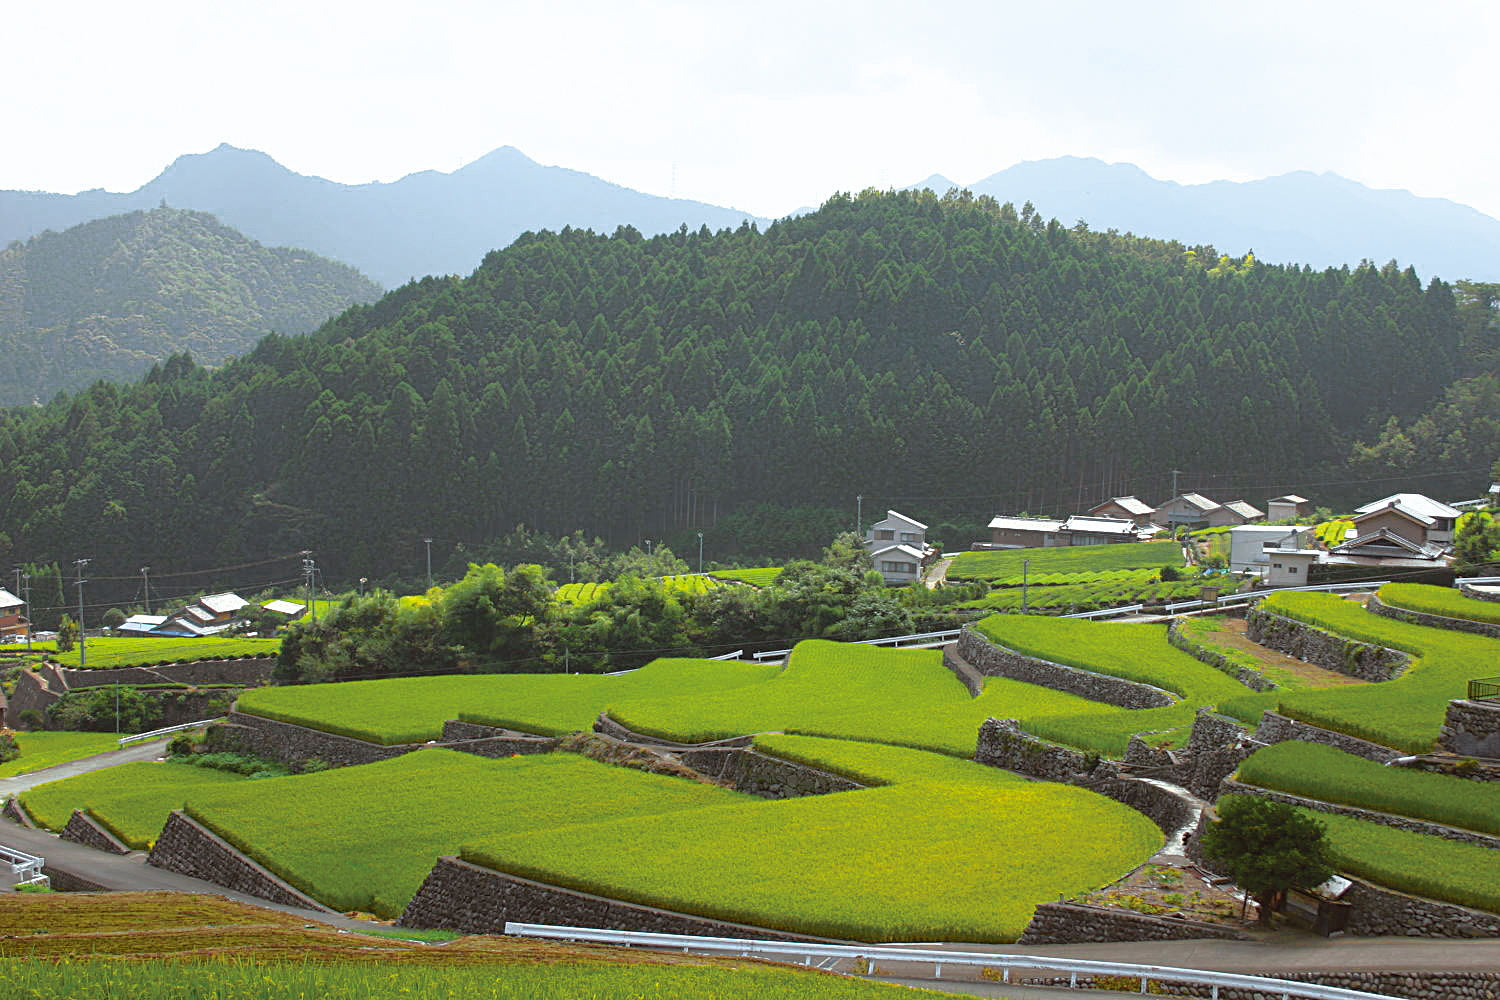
500;924;1405;1000
0;845;46;884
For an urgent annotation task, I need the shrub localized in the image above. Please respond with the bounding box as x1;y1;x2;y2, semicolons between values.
0;729;18;764
166;733;195;758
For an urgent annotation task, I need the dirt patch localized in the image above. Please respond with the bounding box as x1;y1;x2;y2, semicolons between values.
1212;619;1365;689
1076;863;1255;928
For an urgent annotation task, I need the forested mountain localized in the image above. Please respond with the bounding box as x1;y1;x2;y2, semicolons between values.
0;145;766;288
915;157;1500;283
0;208;380;405
0;190;1464;588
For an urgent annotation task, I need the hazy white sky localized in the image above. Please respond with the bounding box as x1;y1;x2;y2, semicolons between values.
7;0;1498;219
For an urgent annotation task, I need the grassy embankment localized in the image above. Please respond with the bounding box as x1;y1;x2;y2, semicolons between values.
0;893;945;1000
41;635;279;669
1258;591;1500;752
1377;581;1500;626
1237;741;1500;837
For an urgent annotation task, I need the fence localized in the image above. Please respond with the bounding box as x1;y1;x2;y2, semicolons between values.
501;923;1404;1000
1468;677;1500;701
0;845;46;885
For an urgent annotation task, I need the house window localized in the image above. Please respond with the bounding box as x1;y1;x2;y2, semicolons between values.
880;561;917;574
1288;566;1298;574
899;532;918;543
875;530;894;541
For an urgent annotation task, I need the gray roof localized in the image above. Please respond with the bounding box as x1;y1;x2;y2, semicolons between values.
1093;496;1154;516
1355;493;1461;521
0;588;20;609
1224;500;1264;520
1178;493;1221;511
988;516;1065;532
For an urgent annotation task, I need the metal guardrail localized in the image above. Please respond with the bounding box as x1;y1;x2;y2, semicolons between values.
0;845;45;884
118;717;225;746
753;629;962;661
1469;677;1500;701
708;650;745;661
501;923;1403;1000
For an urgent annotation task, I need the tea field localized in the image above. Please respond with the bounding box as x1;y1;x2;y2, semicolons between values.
41;635;280;669
946;539;1185;583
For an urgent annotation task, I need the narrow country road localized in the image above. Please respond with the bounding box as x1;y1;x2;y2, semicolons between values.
0;737;172;797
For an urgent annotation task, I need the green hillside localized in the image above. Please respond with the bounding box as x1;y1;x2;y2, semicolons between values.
0;191;1462;583
0;207;380;405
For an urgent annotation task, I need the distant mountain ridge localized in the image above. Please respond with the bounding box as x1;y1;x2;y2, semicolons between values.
0;144;768;287
911;157;1500;282
0;207;381;405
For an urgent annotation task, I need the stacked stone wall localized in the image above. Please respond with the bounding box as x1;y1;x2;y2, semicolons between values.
592;714;752;749
1218;778;1500;849
59;658;275;690
1245;605;1410;682
1183;709;1267;801
1017;901;1249;944
973;718;1111;783
447;735;560;758
1026;971;1500;1000
677;748;863;799
7;669;60;727
1254;712;1401;762
399;856;838;941
1367;593;1500;639
1166;618;1276;692
60;810;130;855
1437;699;1500;758
1340;877;1500;938
147;810;331;912
209;712;418;769
1458;580;1500;603
957;628;1174;709
2;796;36;827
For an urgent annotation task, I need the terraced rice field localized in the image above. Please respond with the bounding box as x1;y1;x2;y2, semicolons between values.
0;731;123;779
19;761;253;849
946;540;1185;583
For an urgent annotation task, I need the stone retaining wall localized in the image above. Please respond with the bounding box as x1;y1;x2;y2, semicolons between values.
1165;618;1275;692
1254;712;1401;763
677;748;864;799
957;627;1174;710
940;644;985;696
1027;971;1500;1000
592;714;753;749
61;810;130;855
1458;580;1500;603
7;669;60;727
147;810;331;912
447;734;560;758
1341;876;1500;938
440;720;511;741
1367;593;1500;639
1017;900;1249;945
399;856;838;941
1219;778;1500;850
1245;605;1410;682
1077;774;1199;837
1183;709;1268;801
209;712;418;769
973;718;1111;784
58;658;276;690
2;796;36;828
1437;699;1500;758
43;868;109;892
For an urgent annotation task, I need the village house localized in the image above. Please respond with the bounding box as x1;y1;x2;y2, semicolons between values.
865;510;938;585
1154;493;1264;529
0;588;27;639
1087;496;1156;528
1266;494;1313;521
1228;525;1313;577
1261;491;1458;586
986;513;1149;550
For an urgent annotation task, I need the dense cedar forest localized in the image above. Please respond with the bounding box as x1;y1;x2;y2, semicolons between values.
0;189;1473;587
0;207;381;406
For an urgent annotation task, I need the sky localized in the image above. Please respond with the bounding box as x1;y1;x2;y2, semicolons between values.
7;0;1499;221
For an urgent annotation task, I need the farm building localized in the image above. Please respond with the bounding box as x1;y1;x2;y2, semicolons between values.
864;510;939;584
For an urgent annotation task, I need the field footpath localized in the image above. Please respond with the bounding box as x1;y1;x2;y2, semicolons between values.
0;737;171;796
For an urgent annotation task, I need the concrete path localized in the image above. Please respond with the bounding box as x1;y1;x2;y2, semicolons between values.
926;557;954;589
0;737;172;796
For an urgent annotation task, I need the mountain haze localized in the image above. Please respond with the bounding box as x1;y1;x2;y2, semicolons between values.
0;207;380;405
0;145;768;288
917;157;1500;282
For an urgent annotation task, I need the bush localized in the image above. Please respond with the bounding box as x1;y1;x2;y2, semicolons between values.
102;608;127;630
166;733;195;758
0;728;18;764
1160;565;1181;582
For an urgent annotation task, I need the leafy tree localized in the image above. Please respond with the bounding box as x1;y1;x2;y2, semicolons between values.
1454;511;1500;570
1199;796;1335;926
101;608;126;631
823;531;873;575
439;563;552;668
55;614;76;652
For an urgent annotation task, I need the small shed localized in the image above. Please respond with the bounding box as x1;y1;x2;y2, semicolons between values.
1266;495;1312;521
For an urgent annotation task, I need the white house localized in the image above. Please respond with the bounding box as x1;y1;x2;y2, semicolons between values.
865;511;935;584
1228;525;1312;576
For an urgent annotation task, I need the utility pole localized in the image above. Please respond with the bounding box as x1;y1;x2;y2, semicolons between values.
857;494;863;539
140;566;151;614
423;538;433;591
1170;469;1182;499
21;573;31;652
73;558;90;670
301;551;316;626
645;538;652;556
697;532;704;574
1022;558;1030;612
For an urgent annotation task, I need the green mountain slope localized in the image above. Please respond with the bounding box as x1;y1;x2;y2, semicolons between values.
0;208;380;405
0;190;1463;584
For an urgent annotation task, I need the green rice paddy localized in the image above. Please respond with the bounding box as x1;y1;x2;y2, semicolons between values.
45;635;280;669
1377;582;1500;626
19;761;253;849
0;731;122;779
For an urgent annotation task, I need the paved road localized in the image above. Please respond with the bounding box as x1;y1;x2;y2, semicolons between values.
0;737;172;796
